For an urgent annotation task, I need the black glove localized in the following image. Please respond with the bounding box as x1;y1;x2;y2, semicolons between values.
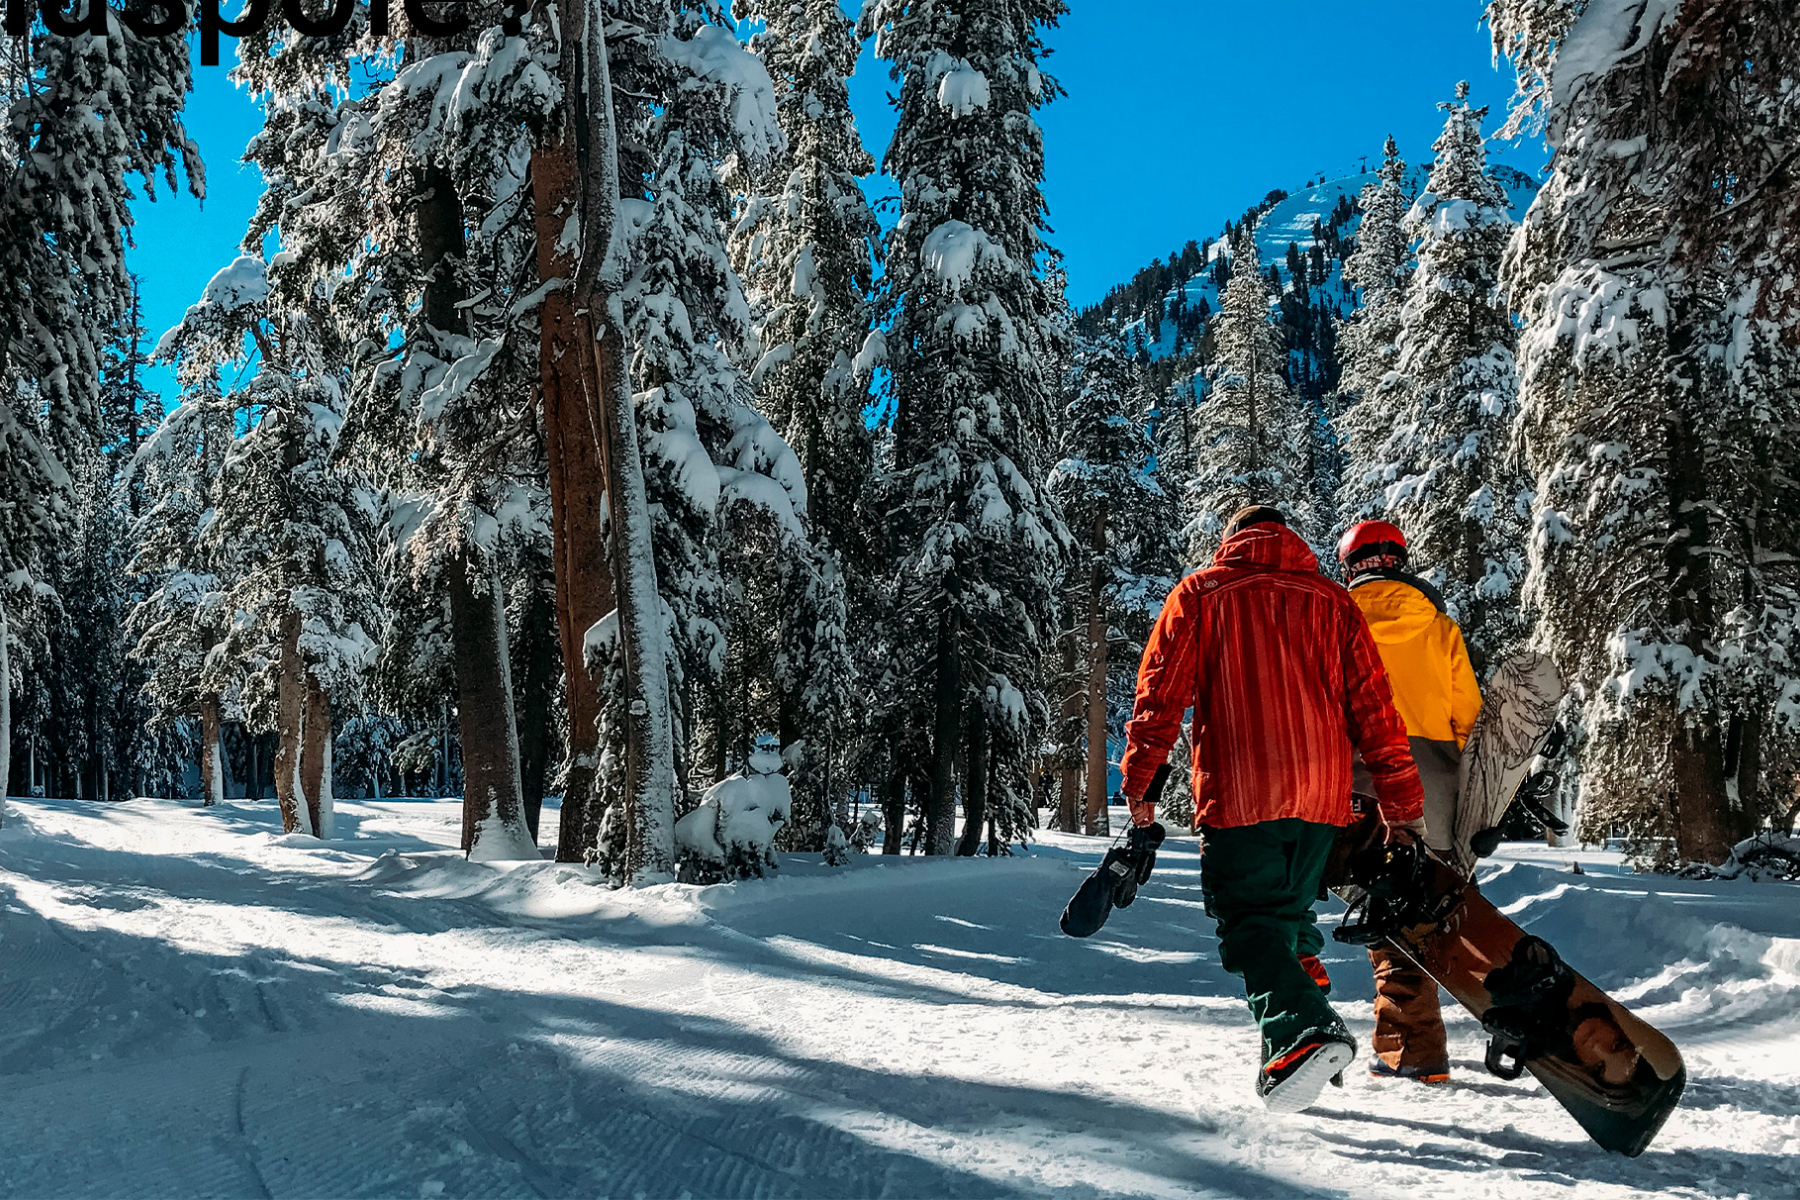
1129;822;1165;884
1111;823;1166;909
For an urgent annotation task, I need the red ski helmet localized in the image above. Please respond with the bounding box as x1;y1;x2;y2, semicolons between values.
1337;520;1409;571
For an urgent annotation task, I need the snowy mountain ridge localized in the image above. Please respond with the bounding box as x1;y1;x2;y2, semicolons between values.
1085;159;1540;379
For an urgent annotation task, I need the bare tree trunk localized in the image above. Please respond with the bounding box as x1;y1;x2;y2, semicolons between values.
0;606;9;828
926;611;962;856
200;694;223;809
273;610;305;834
414;160;535;860
513;581;558;841
954;705;988;856
299;675;331;839
1083;509;1110;835
1055;587;1082;833
449;551;536;858
564;0;678;881
198;626;222;807
880;765;906;855
531;133;617;864
1663;378;1746;864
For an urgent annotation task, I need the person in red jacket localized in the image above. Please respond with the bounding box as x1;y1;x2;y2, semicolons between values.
1119;506;1425;1114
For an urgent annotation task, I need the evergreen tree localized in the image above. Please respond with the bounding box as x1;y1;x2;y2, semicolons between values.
240;15;561;860
1491;0;1800;863
730;0;880;850
1047;340;1172;834
863;0;1072;855
1367;84;1529;673
156;256;381;840
129;376;235;807
1184;224;1312;562
1335;136;1413;528
0;13;196;820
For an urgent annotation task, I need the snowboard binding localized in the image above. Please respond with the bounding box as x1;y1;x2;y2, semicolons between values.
1331;837;1462;946
1469;724;1571;860
1480;934;1578;1079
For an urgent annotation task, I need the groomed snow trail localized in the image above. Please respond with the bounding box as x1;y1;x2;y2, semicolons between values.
0;798;1794;1199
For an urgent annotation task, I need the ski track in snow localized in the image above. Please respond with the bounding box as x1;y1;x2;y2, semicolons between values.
0;797;1794;1199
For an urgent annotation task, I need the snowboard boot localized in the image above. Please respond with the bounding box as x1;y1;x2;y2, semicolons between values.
1368;1058;1450;1085
1257;1030;1357;1113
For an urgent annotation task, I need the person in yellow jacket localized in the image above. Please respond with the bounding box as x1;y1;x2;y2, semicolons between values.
1336;520;1482;1083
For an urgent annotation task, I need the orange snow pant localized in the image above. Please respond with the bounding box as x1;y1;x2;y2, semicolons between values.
1368;945;1448;1073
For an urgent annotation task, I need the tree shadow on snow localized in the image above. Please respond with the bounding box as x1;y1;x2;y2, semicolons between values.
0;893;1330;1200
1300;1103;1795;1195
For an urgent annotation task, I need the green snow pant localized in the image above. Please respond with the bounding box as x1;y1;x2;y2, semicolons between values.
1200;819;1349;1065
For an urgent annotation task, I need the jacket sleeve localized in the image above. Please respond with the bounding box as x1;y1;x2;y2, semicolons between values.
1446;623;1483;749
1119;578;1201;826
1342;602;1425;824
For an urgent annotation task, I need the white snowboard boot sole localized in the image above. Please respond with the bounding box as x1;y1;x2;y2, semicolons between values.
1261;1040;1355;1114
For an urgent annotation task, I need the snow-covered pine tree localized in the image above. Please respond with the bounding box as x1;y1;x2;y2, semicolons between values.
862;0;1071;855
238;13;561;860
549;2;815;882
128;375;235;807
1334;136;1414;528
1491;0;1800;862
156;256;380;839
1047;339;1171;834
730;0;881;850
1368;84;1529;673
1184;223;1313;562
0;10;197;820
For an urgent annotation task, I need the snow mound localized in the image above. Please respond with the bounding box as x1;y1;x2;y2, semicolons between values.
675;753;792;882
1476;858;1800;1032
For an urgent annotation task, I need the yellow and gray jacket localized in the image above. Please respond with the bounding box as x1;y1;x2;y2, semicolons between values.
1348;572;1482;846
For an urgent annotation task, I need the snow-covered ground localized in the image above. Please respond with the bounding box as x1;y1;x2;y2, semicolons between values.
1;796;1795;1200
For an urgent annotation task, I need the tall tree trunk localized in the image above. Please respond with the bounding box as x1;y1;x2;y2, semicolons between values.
513;582;558;841
1083;510;1110;835
0;606;9;828
926;610;962;856
1056;586;1082;833
1661;357;1744;864
449;550;536;858
881;764;906;855
273;610;305;834
531;133;617;864
565;0;678;882
299;674;332;839
954;705;988;856
778;682;824;851
199;626;222;808
416;161;535;861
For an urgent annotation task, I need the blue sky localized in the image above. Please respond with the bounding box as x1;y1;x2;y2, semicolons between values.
127;1;1527;401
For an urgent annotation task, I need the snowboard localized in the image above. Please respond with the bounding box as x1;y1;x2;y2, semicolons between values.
1449;649;1566;876
1326;812;1686;1157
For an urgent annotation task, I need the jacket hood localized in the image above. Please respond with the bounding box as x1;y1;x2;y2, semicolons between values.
1351;577;1442;643
1212;523;1320;574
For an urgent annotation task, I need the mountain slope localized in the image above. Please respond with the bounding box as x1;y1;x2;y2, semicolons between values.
1079;160;1540;402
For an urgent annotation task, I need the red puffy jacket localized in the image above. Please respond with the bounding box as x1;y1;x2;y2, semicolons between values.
1119;523;1424;830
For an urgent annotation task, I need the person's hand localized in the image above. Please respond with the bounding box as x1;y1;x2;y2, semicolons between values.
1126;793;1159;828
1384;817;1428;846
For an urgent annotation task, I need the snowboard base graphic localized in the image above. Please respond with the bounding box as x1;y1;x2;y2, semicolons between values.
1450;649;1566;875
1327;812;1686;1157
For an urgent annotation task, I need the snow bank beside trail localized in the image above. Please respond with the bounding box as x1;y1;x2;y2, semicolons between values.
1477;858;1800;1035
